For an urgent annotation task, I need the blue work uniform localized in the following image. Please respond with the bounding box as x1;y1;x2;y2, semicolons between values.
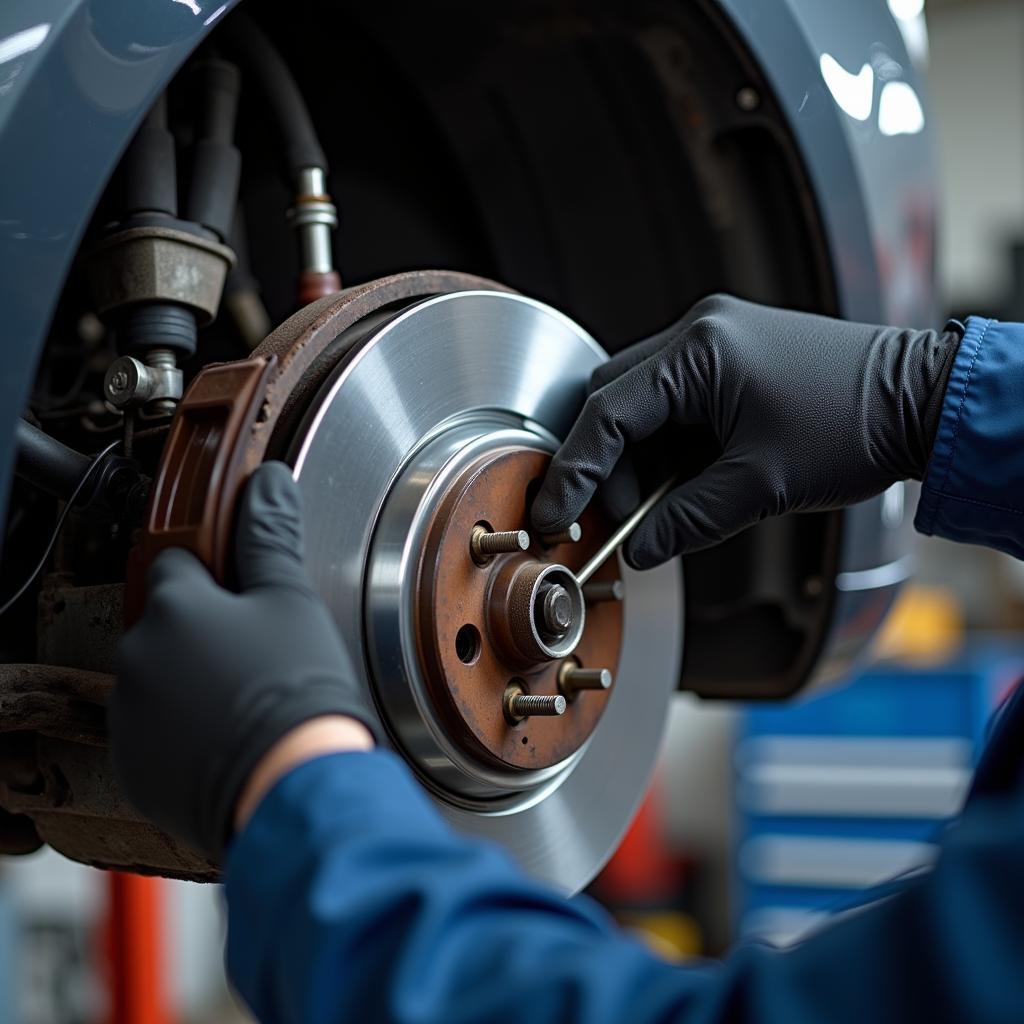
226;316;1024;1024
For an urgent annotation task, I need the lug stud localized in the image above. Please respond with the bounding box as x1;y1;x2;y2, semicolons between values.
504;685;566;723
558;662;612;698
542;522;582;547
582;580;624;604
471;525;530;565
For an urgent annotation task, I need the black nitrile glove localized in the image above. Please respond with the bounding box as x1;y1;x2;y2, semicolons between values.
533;294;960;569
110;461;377;859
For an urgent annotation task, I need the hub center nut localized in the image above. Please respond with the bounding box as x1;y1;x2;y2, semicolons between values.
488;560;586;668
537;582;574;638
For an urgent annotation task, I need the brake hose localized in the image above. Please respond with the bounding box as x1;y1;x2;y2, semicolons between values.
220;11;327;179
221;11;341;302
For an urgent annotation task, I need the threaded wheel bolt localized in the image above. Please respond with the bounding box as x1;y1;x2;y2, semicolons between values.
541;522;582;546
558;662;613;698
471;525;530;565
504;686;567;723
582;580;624;604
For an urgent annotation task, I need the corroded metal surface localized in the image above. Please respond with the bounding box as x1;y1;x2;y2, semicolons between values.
2;282;681;890
0;664;110;746
416;447;622;771
87;225;236;327
132;271;508;596
37;578;123;674
4;273;513;878
0;664;215;878
9;736;216;880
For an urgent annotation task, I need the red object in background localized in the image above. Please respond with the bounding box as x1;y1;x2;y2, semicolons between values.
598;779;680;904
104;873;172;1024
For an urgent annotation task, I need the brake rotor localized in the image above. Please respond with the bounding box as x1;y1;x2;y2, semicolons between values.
137;273;683;891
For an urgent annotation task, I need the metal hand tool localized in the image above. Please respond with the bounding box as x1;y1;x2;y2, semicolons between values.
574;477;677;585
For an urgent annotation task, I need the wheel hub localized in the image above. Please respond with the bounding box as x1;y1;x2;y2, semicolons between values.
409;445;621;773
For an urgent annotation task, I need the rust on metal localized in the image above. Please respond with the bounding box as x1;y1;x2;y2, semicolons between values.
135;269;510;596
129;271;512;604
7;735;217;880
0;664;217;878
415;447;624;772
125;355;276;623
487;556;563;667
10;272;523;879
29;271;515;878
0;664;112;746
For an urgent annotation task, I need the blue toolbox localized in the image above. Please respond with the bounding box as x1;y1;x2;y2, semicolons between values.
734;642;1024;944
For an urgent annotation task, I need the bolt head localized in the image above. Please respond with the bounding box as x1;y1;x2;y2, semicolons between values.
549;589;573;631
103;357;144;408
540;583;574;636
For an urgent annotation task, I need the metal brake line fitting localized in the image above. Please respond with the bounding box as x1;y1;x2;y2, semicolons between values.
289;166;341;304
90;74;240;421
220;13;340;306
104;350;183;417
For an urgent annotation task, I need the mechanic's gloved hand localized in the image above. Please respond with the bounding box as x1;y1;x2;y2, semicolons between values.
110;461;377;860
533;294;960;569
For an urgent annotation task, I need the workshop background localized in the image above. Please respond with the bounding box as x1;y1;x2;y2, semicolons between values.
4;0;1024;1020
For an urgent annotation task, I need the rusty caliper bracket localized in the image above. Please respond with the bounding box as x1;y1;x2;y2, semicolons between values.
127;271;509;613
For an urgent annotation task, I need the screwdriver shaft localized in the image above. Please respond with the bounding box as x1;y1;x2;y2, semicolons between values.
575;478;676;585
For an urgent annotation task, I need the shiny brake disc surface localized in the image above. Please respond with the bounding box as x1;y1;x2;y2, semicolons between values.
288;290;683;893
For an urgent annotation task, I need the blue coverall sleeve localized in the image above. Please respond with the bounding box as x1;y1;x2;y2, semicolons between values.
915;317;1024;558
222;316;1024;1024
224;690;1024;1024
